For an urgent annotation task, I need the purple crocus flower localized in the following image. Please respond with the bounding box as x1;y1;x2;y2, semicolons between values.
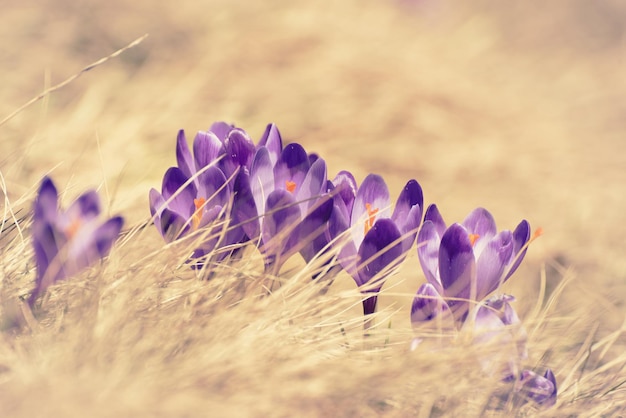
459;294;557;408
469;296;557;407
463;294;528;378
294;172;358;280
233;141;333;275
29;177;123;305
174;122;256;188
149;124;255;263
517;369;557;407
330;172;424;316
412;204;534;326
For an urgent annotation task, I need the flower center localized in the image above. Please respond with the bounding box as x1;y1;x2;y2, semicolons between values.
364;203;379;234
468;233;480;246
64;218;82;239
192;197;206;230
285;180;297;194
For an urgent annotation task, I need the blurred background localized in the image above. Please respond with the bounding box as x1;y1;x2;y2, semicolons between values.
2;0;625;326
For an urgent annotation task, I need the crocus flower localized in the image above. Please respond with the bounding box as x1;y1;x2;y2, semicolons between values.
517;369;557;407
295;173;358;280
470;296;557;407
330;172;424;316
174;122;257;189
412;204;532;326
150;126;256;265
463;294;528;378
233;141;333;275
29;177;123;305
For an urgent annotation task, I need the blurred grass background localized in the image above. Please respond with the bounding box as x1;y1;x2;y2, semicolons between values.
1;0;626;415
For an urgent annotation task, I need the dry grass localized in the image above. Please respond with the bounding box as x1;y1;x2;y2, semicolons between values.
2;0;626;416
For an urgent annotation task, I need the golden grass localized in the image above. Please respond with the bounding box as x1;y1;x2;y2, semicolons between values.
2;0;626;416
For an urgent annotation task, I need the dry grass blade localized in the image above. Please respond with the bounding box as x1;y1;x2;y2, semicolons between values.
0;34;148;128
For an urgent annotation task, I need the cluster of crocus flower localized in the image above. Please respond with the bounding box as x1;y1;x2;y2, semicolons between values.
151;123;424;315
25;120;556;409
148;122;335;274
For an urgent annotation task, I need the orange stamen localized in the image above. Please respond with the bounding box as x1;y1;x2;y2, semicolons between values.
192;197;206;230
469;233;480;247
530;227;544;243
64;218;82;239
285;180;297;193
364;203;379;234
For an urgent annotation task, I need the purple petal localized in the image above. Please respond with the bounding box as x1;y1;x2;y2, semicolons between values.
501;296;521;327
351;174;391;248
263;189;300;240
196;166;229;208
257;123;283;165
483;294;517;323
391;179;423;225
232;170;260;242
221;129;256;178
423;204;447;237
29;223;62;306
149;188;166;236
462;207;497;240
193;205;224;253
295;157;327;212
262;189;301;268
519;370;558;407
398;205;421;254
149;188;165;217
66;190;100;222
202;205;225;227
503;219;531;281
208;121;234;141
356;218;402;288
159;208;191;242
331;170;357;213
392;179;423;254
250;147;275;218
51;219;113;281
220;217;246;256
475;230;515;300
543;369;558;407
274;143;310;191
416;220;443;291
32;223;59;282
299;229;331;266
411;282;450;323
34;176;59;222
438;223;476;320
176;130;195;178
193;131;223;169
470;301;507;345
76;191;101;218
296;195;333;262
161;167;197;218
94;216;124;256
329;193;358;280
